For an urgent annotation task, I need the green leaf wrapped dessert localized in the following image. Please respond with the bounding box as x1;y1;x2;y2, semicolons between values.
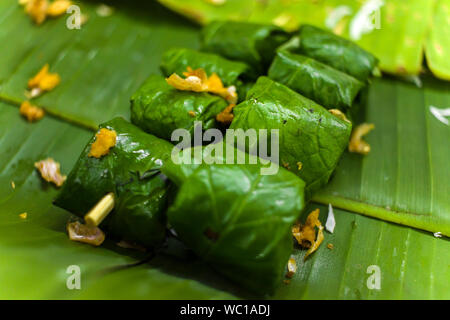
130;75;228;141
230;77;352;198
268;51;365;111
162;154;305;294
201;20;290;75
160;48;254;86
54;117;174;247
284;24;379;82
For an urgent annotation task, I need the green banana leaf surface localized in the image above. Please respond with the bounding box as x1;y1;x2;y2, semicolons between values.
0;0;449;299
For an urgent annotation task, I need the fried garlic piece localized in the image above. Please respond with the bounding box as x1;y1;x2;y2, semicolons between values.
67;221;105;246
20;101;45;122
216;103;235;124
348;123;375;155
27;64;60;97
329;109;351;123
24;0;48;25
167;67;238;104
47;0;72;17
292;208;325;261
88;128;117;158
34;158;66;187
286;257;297;278
19;212;28;219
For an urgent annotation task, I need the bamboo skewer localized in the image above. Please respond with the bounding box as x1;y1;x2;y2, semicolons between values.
84;192;115;227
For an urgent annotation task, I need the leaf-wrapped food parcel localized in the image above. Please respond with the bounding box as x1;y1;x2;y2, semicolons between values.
201;20;290;75
230;77;352;198
287;24;378;82
130;75;228;141
160;48;254;86
54;117;174;247
162;158;305;294
268;51;365;110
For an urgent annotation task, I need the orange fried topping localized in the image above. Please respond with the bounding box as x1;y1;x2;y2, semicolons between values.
348;123;375;155
88;128;117;158
21;0;72;24
188;110;196;117
27;64;60;97
34;157;66;187
166;67;238;104
292;208;325;261
67;221;105;246
286;257;297;278
327;243;334;250
20;101;45;122
329;109;351;123
23;0;48;25
47;0;72;17
216;103;235;124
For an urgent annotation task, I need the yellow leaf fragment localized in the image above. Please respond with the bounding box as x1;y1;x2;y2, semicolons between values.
216;103;235;125
286;257;297;278
292;208;325;260
24;0;48;25
304;224;324;261
34;158;66;187
329;109;351;123
47;0;72;17
88;128;117;158
19;212;28;219
296;161;303;171
67;221;105;246
20;101;45;122
348;123;375;155
27;64;60;97
167;67;238;104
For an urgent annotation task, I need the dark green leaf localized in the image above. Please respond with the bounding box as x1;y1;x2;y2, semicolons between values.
55;117;174;247
200;20;289;75
230;77;352;198
130;74;227;141
164;163;305;295
268;51;365;110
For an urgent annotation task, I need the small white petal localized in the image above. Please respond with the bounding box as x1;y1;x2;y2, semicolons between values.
430;106;450;125
325;203;336;233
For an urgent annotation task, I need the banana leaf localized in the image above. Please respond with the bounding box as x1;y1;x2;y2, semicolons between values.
0;0;449;299
0;99;448;299
54;117;174;247
314;75;450;236
230;77;352;198
268;51;365;110
157;0;450;80
130;74;227;141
